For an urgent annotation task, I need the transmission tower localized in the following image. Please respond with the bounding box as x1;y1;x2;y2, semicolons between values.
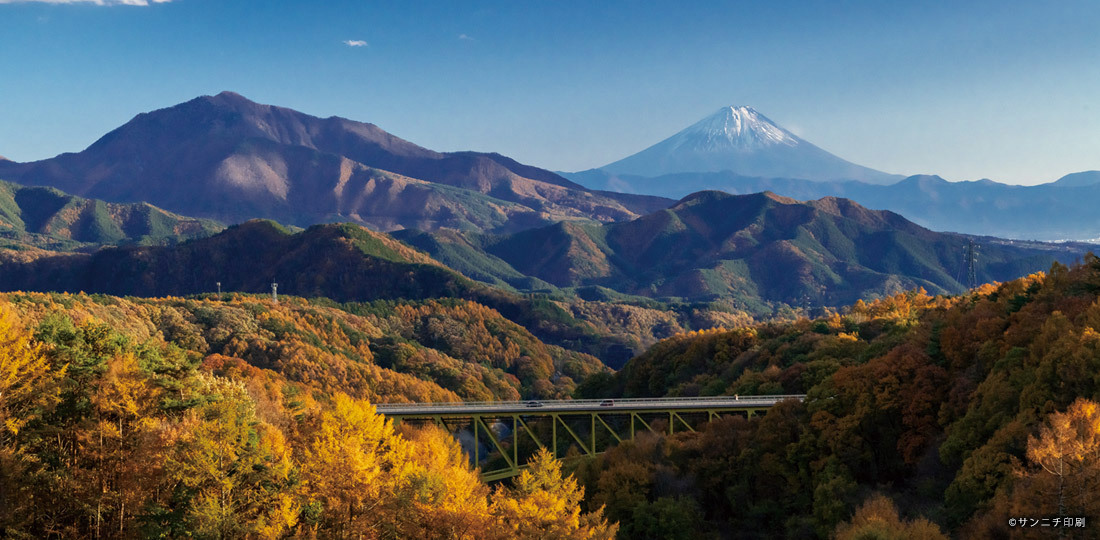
965;240;980;289
271;282;278;304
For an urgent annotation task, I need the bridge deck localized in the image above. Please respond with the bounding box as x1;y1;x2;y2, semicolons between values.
375;394;804;417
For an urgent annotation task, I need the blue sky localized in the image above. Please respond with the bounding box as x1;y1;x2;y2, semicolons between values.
1;0;1098;185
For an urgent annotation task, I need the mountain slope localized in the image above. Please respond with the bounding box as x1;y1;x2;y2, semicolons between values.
0;92;670;232
1051;170;1100;187
401;191;1091;309
0;178;222;252
597;106;900;183
0;219;652;365
0;219;469;299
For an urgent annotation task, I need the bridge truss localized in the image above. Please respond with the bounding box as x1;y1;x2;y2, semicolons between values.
375;395;804;482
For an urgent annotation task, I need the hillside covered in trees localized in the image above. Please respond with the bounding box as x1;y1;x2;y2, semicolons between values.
0;218;754;368
0;179;222;253
573;256;1100;538
397;190;1089;310
0;292;608;402
0;292;617;538
4;249;1100;539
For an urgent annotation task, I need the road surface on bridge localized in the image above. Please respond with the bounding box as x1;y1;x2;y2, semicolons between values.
373;394;805;417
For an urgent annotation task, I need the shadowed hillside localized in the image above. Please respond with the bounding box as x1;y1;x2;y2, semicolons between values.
0;219;657;366
401;191;1090;310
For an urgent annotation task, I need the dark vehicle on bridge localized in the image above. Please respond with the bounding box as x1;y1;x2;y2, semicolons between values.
599;399;614;407
525;401;543;408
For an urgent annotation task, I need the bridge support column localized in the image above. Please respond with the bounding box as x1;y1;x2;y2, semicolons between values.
552;414;557;459
591;414;596;455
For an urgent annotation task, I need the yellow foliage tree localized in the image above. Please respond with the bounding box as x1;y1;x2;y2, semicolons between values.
162;374;298;538
1011;398;1100;521
0;306;62;531
83;352;163;537
295;392;403;539
386;425;495;540
834;493;948;540
0;306;61;441
490;448;617;540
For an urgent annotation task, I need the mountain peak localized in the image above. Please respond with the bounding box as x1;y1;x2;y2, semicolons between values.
206;90;254;104
677;106;798;151
192;90;270;114
214;90;246;99
598;106;900;184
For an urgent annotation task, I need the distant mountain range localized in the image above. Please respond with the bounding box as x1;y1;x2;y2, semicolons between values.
0;92;669;233
397;191;1089;310
0;92;1093;317
0;175;1082;313
593;106;901;184
561;105;1100;240
566;170;1100;240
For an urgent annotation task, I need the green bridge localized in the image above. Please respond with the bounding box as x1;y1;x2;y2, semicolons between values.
375;395;805;482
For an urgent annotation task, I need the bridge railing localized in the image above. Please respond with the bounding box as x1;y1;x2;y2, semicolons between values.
373;394;806;412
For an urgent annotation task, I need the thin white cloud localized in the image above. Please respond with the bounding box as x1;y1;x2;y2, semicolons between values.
458;34;474;41
0;0;172;5
343;39;368;47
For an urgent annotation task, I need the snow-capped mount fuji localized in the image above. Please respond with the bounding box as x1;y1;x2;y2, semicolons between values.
598;106;901;184
668;106;799;151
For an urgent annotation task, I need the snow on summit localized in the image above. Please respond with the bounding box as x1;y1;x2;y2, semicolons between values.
672;106;798;151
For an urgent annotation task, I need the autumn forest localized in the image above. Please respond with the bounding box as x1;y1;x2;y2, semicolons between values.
1;251;1099;537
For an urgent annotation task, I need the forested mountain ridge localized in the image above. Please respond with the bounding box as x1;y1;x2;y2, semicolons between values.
0;219;469;299
400;190;1090;311
573;256;1100;538
0;218;679;367
0;178;222;252
0;292;615;538
0;291;606;401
